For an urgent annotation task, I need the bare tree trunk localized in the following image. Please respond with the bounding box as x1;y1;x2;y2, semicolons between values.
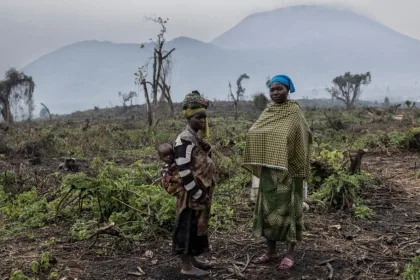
349;149;366;175
159;79;174;117
234;101;238;120
40;103;52;120
136;17;176;127
141;79;153;127
3;99;13;124
166;92;174;116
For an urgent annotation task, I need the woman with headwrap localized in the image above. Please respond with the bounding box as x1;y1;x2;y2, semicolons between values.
172;90;216;277
242;75;312;270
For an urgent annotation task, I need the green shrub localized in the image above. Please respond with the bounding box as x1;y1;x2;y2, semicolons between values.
0;188;53;230
354;204;374;219
10;271;34;280
403;256;420;280
311;171;371;210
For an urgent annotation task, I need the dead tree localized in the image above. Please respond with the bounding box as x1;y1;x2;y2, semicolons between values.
40;103;52;120
0;68;35;124
134;17;175;127
158;57;174;116
118;91;137;107
229;73;250;120
388;104;401;114
349;149;367;175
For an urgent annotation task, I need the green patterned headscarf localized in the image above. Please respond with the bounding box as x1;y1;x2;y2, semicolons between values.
242;101;312;178
182;90;210;138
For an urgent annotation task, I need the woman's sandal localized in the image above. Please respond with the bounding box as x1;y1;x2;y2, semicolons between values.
278;257;294;270
252;253;279;264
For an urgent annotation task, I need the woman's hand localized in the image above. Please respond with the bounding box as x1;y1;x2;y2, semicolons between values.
197;138;211;152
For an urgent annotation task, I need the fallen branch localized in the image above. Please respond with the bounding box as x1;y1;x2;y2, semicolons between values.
152;256;177;266
326;262;334;280
397;237;420;248
127;266;146;277
223;254;251;280
87;223;121;240
227;264;246;279
318;258;336;266
240;254;251;273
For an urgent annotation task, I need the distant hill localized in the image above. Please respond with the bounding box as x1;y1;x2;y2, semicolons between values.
23;5;420;114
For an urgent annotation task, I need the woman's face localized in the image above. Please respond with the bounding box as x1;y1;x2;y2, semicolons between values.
269;82;289;104
188;110;207;131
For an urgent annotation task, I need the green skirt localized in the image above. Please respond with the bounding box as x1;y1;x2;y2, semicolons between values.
253;167;304;243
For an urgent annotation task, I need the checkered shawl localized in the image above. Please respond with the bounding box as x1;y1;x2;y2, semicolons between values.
242;101;312;178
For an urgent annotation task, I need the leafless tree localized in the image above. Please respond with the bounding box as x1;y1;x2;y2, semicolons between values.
40;103;52;120
0;68;35;123
135;17;175;127
118;91;138;107
229;73;250;120
158;56;174;116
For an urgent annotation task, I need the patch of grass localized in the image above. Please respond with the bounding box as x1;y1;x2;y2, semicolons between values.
354;204;374;219
9;270;34;280
403;256;420;280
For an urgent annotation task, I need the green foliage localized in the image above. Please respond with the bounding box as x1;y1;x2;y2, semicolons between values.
315;148;344;170
40;252;50;271
210;172;246;230
31;260;39;274
0;187;53;231
49;237;56;246
353;129;419;151
10;270;34;280
403;256;420;280
309;148;344;191
71;220;96;240
29;252;52;275
354;204;374;219
327;72;371;109
388;131;408;148
311;171;371;210
58;155;246;239
48;272;59;280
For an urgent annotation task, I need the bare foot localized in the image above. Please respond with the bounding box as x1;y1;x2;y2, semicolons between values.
191;258;212;270
181;266;210;278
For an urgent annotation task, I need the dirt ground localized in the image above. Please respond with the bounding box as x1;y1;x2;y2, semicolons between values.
1;152;419;280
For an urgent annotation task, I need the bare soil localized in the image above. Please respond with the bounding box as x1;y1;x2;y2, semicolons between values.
1;152;419;280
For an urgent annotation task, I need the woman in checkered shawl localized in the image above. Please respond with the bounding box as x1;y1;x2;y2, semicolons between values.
242;75;312;270
171;91;217;278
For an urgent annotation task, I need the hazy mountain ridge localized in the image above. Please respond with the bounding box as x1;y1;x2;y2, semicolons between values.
22;5;420;113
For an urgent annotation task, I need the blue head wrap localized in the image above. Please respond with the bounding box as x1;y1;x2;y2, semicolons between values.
267;75;295;93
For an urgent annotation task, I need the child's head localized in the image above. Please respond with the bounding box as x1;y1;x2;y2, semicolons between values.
157;143;174;164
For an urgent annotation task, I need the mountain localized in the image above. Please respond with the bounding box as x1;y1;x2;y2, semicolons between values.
23;38;256;113
23;5;420;114
212;5;420;52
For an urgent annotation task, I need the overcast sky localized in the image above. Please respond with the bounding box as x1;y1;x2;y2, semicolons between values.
1;0;419;75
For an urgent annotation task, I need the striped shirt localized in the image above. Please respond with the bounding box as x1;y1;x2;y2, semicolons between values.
174;135;203;200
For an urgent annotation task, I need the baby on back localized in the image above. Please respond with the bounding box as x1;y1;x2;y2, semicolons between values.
157;143;184;197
